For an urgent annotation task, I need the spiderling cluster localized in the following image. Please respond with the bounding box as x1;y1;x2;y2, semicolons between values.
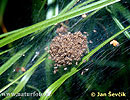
49;31;87;66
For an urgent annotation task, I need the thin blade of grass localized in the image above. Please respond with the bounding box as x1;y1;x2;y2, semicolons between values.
39;67;79;100
38;0;47;14
8;79;41;93
0;28;24;38
106;7;130;39
0;52;47;93
59;0;78;15
114;3;130;23
3;66;37;100
69;0;95;12
112;15;130;39
0;48;13;56
0;45;32;75
0;0;120;47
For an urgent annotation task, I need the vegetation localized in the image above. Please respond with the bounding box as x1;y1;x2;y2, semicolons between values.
0;0;130;100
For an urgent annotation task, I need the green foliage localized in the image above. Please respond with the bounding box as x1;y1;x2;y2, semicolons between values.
0;0;130;100
0;45;32;75
0;0;120;47
106;7;130;39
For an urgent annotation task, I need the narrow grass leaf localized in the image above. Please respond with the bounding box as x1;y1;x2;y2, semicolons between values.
0;28;24;38
59;0;78;15
0;45;32;75
3;67;37;100
0;52;47;93
8;79;41;93
69;0;95;12
0;0;120;47
39;67;79;100
38;0;47;14
106;7;130;39
112;16;130;39
0;48;13;56
114;3;130;23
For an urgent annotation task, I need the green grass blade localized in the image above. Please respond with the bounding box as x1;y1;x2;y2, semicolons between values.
114;3;130;23
59;0;78;15
6;49;39;95
0;45;32;75
6;49;34;87
38;0;47;14
39;25;130;100
112;15;130;39
3;66;37;100
0;28;24;38
69;0;95;12
0;0;120;48
39;67;79;100
106;7;130;39
0;48;13;56
0;52;47;93
8;79;41;93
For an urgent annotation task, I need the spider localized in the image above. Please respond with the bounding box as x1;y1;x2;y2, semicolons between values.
110;40;119;47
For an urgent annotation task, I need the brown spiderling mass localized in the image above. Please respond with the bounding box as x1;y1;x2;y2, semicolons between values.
49;31;87;66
